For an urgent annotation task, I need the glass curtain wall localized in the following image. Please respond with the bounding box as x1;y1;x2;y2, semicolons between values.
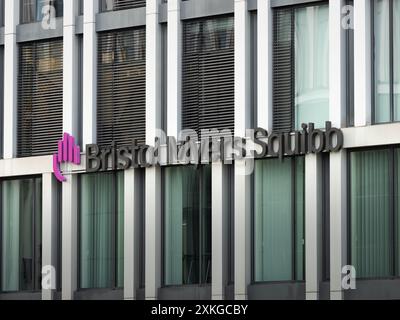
164;166;212;286
1;177;42;292
254;157;305;282
79;171;124;289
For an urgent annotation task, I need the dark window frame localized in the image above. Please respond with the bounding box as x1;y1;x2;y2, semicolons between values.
322;153;330;281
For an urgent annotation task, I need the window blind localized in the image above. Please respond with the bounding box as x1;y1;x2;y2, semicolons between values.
97;27;146;147
182;16;234;137
272;8;295;132
18;39;63;157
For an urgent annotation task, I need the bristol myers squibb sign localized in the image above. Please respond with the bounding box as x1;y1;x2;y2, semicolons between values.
53;122;344;182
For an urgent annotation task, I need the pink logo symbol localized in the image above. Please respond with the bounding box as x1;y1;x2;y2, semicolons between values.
53;133;81;182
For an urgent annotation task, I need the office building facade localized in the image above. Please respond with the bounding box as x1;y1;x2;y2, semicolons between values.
0;0;399;300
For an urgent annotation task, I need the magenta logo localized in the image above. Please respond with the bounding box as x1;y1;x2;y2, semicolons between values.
53;133;81;182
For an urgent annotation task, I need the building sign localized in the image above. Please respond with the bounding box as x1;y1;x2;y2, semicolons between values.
53;133;81;182
53;122;343;181
85;122;344;173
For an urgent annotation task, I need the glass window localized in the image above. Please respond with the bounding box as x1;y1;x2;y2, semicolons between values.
20;0;63;24
295;5;329;129
1;177;42;293
0;0;4;26
273;4;329;131
394;0;400;119
254;157;305;282
182;16;235;136
350;148;400;279
100;0;145;12
18;39;63;157
374;0;400;123
163;166;212;286
97;28;146;147
346;0;355;127
79;171;124;289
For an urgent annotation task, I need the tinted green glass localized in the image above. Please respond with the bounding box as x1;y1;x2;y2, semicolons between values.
1;178;42;292
80;171;124;289
374;0;391;123
351;149;391;278
164;166;212;286
254;157;305;282
295;5;329;129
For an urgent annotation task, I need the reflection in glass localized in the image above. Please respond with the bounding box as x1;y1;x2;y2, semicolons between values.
295;5;329;129
164;166;212;286
20;0;63;24
374;0;391;123
394;0;400;120
254;157;304;282
1;178;42;292
80;171;124;289
350;150;391;278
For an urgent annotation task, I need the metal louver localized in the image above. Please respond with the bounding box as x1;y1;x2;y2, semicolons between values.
272;8;295;132
101;0;146;12
182;16;235;137
18;39;63;157
97;27;146;147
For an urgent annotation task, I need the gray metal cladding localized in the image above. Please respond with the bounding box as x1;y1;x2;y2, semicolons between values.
182;15;235;137
97;27;146;147
18;39;63;157
273;8;295;132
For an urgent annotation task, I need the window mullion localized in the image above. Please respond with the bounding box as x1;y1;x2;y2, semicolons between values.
0;181;2;292
390;0;395;122
112;173;117;289
291;158;296;281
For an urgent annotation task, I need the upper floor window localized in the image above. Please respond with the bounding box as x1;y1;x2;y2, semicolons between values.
20;0;63;24
0;0;4;26
373;0;400;123
100;0;146;12
182;16;234;137
273;3;329;132
18;39;63;157
97;27;146;147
